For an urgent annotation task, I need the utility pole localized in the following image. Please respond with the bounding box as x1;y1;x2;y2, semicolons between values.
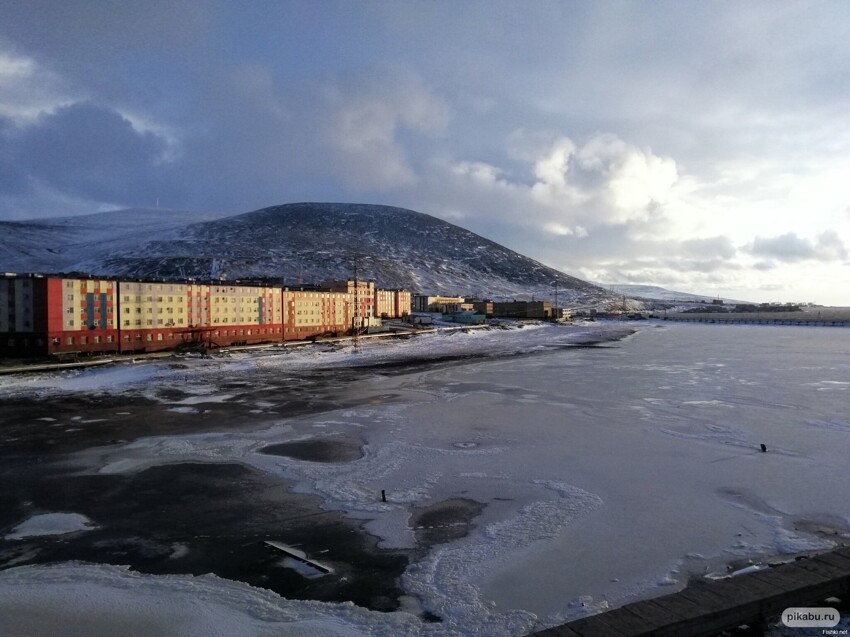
280;261;287;346
551;282;561;322
352;256;360;353
554;286;558;321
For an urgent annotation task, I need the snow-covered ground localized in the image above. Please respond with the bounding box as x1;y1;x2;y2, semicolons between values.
0;322;623;400
2;322;850;636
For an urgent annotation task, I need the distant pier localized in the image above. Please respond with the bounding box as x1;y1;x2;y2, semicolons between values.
661;310;850;327
532;547;850;637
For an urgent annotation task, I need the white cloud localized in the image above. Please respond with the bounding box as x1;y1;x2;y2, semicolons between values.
324;72;450;191
748;230;848;263
440;132;679;234
0;50;79;122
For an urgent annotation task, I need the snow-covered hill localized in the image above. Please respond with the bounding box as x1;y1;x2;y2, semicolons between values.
1;203;617;305
0;208;226;275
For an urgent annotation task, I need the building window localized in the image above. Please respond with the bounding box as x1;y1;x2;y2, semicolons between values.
157;334;163;341
66;337;74;345
107;335;113;343
80;337;87;345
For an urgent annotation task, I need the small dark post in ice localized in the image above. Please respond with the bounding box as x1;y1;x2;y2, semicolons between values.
381;489;387;502
760;443;767;452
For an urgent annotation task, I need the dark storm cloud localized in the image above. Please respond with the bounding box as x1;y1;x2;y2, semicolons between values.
13;102;179;206
749;231;847;262
0;117;30;194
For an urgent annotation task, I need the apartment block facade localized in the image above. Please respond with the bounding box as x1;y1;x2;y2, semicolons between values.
375;288;412;319
282;288;351;341
0;273;411;357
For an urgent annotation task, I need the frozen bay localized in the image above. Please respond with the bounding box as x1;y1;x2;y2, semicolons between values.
1;322;849;635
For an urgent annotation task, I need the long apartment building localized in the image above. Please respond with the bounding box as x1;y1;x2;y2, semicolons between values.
0;273;411;358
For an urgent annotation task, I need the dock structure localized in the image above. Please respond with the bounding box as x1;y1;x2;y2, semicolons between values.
532;547;850;637
660;310;850;327
663;316;850;327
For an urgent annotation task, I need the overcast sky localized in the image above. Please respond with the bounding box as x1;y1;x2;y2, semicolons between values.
1;1;849;303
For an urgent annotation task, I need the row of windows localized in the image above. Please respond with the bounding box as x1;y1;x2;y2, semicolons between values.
55;327;284;346
6;337;42;348
124;307;184;314
0;320;32;329
123;319;184;326
213;297;261;303
54;334;116;345
123;284;181;293
123;296;185;303
65;281;113;290
63;319;114;327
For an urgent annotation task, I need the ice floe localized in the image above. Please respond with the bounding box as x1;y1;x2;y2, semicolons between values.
5;513;97;540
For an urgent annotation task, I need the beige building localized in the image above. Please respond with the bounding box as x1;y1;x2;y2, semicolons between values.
412;295;468;313
375;288;412;318
324;280;376;323
283;288;351;340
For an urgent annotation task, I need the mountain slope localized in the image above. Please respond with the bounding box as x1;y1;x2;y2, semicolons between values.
0;208;226;274
3;203;616;305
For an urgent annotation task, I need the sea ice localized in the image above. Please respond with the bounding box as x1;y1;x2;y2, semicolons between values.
5;513;97;540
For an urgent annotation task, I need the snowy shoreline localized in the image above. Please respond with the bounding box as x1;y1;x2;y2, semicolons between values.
0;322;637;399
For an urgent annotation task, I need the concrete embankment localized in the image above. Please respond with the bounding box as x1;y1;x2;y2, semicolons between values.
533;546;850;637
